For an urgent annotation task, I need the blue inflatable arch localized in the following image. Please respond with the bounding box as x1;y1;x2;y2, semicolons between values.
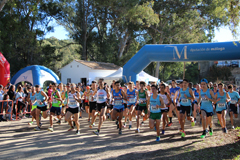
11;65;61;87
123;41;240;83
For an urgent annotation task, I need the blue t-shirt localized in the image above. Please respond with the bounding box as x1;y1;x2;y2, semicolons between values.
228;91;240;104
150;95;161;113
180;88;192;106
200;89;213;113
170;87;180;99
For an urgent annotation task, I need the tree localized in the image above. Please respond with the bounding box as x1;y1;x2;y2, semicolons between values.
0;0;8;11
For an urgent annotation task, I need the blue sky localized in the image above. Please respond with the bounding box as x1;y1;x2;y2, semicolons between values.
45;23;240;42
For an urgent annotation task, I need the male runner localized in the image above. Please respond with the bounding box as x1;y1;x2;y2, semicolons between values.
93;80;110;135
179;79;195;137
48;83;62;132
136;81;148;133
227;84;240;129
148;85;165;141
126;82;137;129
159;83;171;134
65;83;81;135
111;81;127;134
34;85;49;131
168;80;180;127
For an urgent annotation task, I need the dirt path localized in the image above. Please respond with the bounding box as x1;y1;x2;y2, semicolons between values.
0;113;240;160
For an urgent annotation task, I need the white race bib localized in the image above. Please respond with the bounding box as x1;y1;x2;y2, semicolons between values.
139;98;146;104
98;95;104;100
114;100;122;106
181;99;188;103
202;97;208;102
151;104;158;111
218;103;225;108
37;100;41;104
230;100;237;104
195;97;199;101
129;98;135;103
53;99;58;103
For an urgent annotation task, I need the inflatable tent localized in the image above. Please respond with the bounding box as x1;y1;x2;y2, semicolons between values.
137;71;158;82
11;65;61;87
0;52;10;86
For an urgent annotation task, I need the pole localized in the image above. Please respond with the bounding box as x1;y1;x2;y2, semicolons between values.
183;62;186;79
155;62;160;78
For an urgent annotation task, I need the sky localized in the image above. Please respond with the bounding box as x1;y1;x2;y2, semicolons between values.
45;23;240;42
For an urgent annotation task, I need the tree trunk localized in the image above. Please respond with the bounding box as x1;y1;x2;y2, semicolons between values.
0;0;8;12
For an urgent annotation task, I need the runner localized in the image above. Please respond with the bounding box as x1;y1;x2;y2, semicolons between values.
198;78;215;138
190;83;200;124
83;86;91;122
93;80;110;135
28;86;37;125
34;85;49;131
179;79;195;138
159;83;171;135
65;83;81;135
122;85;128;127
89;81;97;128
111;81;127;134
148;84;165;141
227;84;240;129
106;80;115;120
173;81;183;124
215;83;231;133
169;80;180;127
136;81;148;133
126;82;137;129
48;83;62;132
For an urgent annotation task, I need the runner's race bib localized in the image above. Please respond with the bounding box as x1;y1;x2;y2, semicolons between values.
129;98;135;103
98;95;104;100
218;103;225;108
201;97;208;102
195;97;199;101
114;100;122;106
230;100;237;104
151;104;158;111
53;99;58;103
139;98;146;104
37;100;41;104
181;99;188;103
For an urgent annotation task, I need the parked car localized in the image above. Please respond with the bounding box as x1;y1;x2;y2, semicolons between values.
165;79;183;84
231;61;239;67
217;61;231;67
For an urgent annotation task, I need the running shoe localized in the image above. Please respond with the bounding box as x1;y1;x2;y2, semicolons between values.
135;129;140;133
34;127;41;131
181;131;186;138
28;121;33;126
143;117;147;121
167;122;173;127
191;121;195;127
218;120;220;124
119;130;122;135
54;117;58;121
88;118;90;122
56;120;61;125
89;124;93;129
92;123;95;126
129;125;132;129
123;123;126;128
156;136;160;142
162;130;165;135
39;122;42;127
76;130;80;135
224;127;228;133
68;126;74;131
200;130;207;139
232;126;235;129
93;130;99;136
141;121;144;126
79;116;82;119
48;127;54;132
209;127;213;136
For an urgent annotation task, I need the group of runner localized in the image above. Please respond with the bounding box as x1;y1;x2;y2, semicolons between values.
2;78;240;142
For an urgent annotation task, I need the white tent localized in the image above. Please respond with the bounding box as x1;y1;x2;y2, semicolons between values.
137;71;158;82
102;67;158;83
106;67;123;78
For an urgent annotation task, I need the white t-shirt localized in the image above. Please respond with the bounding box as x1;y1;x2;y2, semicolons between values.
97;89;107;104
